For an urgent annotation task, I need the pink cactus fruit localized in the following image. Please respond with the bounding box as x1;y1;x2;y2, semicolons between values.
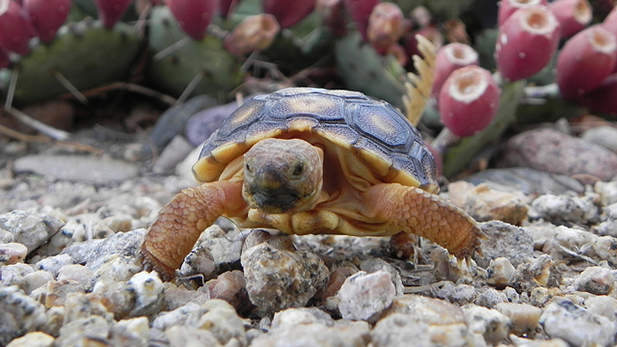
343;0;379;41
263;0;315;29
316;0;347;37
23;0;72;43
0;0;35;55
432;43;479;100
167;0;216;40
366;2;406;54
94;0;133;29
498;0;548;26
549;0;591;38
495;5;561;81
602;6;617;39
403;27;443;62
576;73;617;115
438;66;500;137
224;14;280;55
219;0;238;19
556;25;617;99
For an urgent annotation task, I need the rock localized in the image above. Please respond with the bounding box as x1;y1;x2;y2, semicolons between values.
317;265;357;300
584;236;617;266
527;225;596;260
22;270;54;295
164;284;210;311
196;224;244;272
0;285;47;345
1;263;34;288
63;292;114;323
384;294;466;324
251;321;370;347
595;180;617;206
486;257;516;288
191;299;247;346
531;193;600;226
165;325;223;347
30;279;85;308
91;280;136;320
497;129;617;181
179;245;217;280
0;243;28;265
584;296;617;322
5;332;54;347
432;282;478;306
185;99;244;146
463;305;510;344
127;271;166;317
494;302;542;337
475;287;508;308
448;181;529;225
475;221;534;268
13;155;139;184
371;313;475;347
338;270;396;321
463;167;584;196
580;126;617;153
572;266;614;295
540;298;617;347
55;315;111;346
206;270;250;314
0;210;64;253
359;258;404;296
241;242;329;313
271;307;335;329
93;254;143;283
513;255;560;293
33;253;75;276
111;317;150;346
57;264;95;291
509;336;570;347
152;135;195;175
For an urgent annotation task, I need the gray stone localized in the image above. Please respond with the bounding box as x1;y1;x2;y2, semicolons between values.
580;126;617;153
251;321;370;347
463;305;510;344
0;285;47;345
531;193;600;226
0;210;64;253
338;270;396;321
475;221;534;268
572;266;614;295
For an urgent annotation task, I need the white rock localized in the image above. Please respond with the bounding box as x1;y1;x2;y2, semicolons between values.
5;331;54;347
0;210;63;252
22;270;54;295
463;305;511;344
165;325;222;347
34;253;75;276
251;321;370;347
0;243;28;265
572;266;614;295
0;285;47;345
57;264;95;291
540;298;617;347
128;271;165;317
271;307;334;330
338;270;396;321
1;263;34;287
495;303;542;337
111;317;150;346
584;296;617;322
486;257;516;288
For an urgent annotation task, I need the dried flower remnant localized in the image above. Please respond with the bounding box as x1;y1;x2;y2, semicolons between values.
496;5;561;81
498;0;548;26
556;25;617;99
367;2;406;54
94;0;133;29
263;0;315;29
439;66;500;137
167;0;216;40
0;0;35;55
549;0;592;38
432;43;479;100
224;14;281;55
23;0;72;43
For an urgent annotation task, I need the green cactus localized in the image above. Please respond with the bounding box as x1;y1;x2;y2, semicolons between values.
147;6;243;101
0;19;140;105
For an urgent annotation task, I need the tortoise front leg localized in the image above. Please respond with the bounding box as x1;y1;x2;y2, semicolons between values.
141;181;246;280
364;183;483;261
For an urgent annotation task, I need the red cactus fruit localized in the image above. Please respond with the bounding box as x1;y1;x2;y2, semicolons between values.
263;0;315;29
403;27;443;62
94;0;133;29
23;0;72;43
167;0;216;40
576;73;617;115
498;0;548;26
219;0;238;19
495;5;560;81
0;47;9;68
224;14;280;55
316;0;347;37
366;2;406;54
432;43;479;100
0;0;35;55
556;25;617;99
438;66;500;137
549;0;591;38
343;0;379;41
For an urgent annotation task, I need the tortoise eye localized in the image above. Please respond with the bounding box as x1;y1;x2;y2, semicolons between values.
292;163;304;176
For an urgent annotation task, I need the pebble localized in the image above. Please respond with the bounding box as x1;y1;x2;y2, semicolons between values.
63;292;114;323
540;298;617;347
22;270;54;295
0;210;64;253
384;294;466;324
0;242;28;265
572;266;614;295
55;315;111;346
497;128;617;181
580;126;617;153
127;271;165;317
5;331;54;347
486;257;516;288
270;307;334;329
192;299;247;346
195;224;244;272
252;321;370;347
164;283;211;311
91;280;136;319
179;245;217;280
531;193;600;226
1;263;34;287
57;264;95;291
584;296;617;322
152;135;195;175
448;181;529;225
513;255;560;293
0;285;47;345
165;325;223;347
206;270;250;314
494;302;542;337
13;155;139;184
475;221;534;268
463;305;511;344
338;270;396;321
595;180;617;206
241;242;329;313
111;316;150;346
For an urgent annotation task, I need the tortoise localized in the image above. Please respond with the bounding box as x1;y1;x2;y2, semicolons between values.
141;87;482;280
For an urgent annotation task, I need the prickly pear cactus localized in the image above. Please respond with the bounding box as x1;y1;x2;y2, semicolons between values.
0;19;140;105
147;6;243;100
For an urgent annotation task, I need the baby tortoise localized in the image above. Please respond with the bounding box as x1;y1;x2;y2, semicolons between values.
141;87;482;280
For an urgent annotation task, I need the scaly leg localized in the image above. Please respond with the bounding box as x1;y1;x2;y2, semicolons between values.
141;181;245;280
364;183;483;260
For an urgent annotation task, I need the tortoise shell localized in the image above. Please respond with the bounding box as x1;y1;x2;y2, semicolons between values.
192;87;438;193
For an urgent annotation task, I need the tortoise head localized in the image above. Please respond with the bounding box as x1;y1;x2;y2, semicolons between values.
242;138;323;214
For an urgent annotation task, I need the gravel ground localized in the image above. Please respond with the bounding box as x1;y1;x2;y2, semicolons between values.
2;127;617;347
